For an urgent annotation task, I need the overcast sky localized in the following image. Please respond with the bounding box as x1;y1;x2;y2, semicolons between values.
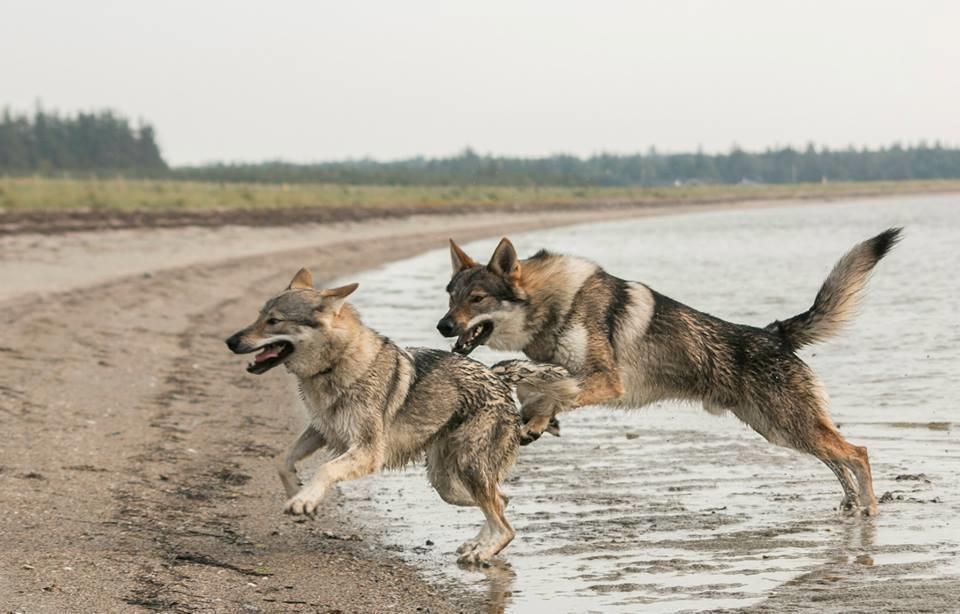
2;0;957;165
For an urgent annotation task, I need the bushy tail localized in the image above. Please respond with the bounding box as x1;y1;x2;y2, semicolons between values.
491;359;580;441
765;228;902;351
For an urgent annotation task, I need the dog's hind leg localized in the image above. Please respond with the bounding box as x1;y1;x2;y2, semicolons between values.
436;399;519;563
429;468;514;560
840;442;877;517
806;421;878;516
432;474;490;554
734;391;877;516
455;460;515;563
426;444;489;553
821;459;859;513
458;490;515;565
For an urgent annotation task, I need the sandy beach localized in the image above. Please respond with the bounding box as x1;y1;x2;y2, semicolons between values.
1;195;955;612
1;202;746;613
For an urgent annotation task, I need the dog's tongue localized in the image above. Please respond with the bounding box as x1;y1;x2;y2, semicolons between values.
452;332;475;355
255;345;281;363
454;331;473;351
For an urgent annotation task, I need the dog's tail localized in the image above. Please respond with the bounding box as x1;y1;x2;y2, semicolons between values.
765;228;902;351
491;359;580;442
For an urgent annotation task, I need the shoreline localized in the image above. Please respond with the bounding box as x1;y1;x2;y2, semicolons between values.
0;196;823;304
0;192;947;612
2;182;959;236
1;190;945;305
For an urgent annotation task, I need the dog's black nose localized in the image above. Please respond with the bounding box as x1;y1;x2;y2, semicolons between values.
437;318;457;337
225;333;241;353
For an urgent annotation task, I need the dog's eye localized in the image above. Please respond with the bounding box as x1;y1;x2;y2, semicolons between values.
266;317;281;326
469;295;485;304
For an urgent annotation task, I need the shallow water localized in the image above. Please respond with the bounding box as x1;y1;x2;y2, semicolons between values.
327;194;959;612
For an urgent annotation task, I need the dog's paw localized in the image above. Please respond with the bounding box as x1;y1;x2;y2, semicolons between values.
457;544;491;566
457;551;484;566
280;477;303;499
839;498;857;515
519;425;543;446
457;541;502;566
456;539;480;556
546;417;561;437
520;414;556;445
839;495;865;516
284;486;327;516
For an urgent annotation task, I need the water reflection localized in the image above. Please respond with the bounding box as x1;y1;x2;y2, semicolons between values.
335;194;960;612
467;560;517;614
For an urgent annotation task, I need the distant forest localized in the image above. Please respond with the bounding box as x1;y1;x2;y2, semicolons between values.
0;108;167;173
178;145;960;186
3;107;960;186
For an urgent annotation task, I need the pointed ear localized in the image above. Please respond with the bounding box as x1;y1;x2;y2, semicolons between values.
449;239;477;275
319;282;359;315
487;237;521;284
288;268;313;290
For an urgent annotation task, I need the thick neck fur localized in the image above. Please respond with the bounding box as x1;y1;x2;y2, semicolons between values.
515;253;599;355
286;305;383;393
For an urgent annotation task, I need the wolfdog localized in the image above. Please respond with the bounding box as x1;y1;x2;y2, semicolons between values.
437;229;902;516
226;268;578;562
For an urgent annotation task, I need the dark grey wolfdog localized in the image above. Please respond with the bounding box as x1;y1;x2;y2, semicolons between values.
226;268;578;563
438;229;902;516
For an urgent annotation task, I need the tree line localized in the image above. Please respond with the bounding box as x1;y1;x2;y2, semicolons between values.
176;144;960;186
2;107;959;185
0;108;167;173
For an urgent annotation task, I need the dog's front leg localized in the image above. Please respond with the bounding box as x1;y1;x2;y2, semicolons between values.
519;370;623;444
277;426;327;498
519;370;621;442
284;444;382;516
576;370;625;406
574;335;625;407
574;337;626;410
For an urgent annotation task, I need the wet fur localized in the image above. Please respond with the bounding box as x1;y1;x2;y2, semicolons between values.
226;270;578;562
441;230;903;516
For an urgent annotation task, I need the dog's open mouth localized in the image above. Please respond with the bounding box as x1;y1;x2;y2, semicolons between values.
246;341;294;374
452;321;493;356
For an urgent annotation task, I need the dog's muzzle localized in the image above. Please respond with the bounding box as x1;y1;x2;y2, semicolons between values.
437;317;458;337
225;332;243;353
225;331;294;374
436;316;494;356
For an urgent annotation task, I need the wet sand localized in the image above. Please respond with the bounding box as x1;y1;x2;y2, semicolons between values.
1;195;956;612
